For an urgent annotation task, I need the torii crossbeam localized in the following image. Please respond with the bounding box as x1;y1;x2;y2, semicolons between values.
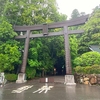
14;15;88;83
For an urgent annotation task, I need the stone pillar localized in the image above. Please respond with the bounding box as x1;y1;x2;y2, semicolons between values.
16;73;27;83
65;75;76;85
16;30;30;83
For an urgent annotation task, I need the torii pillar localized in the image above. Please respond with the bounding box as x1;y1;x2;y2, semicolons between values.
14;15;88;84
16;30;30;83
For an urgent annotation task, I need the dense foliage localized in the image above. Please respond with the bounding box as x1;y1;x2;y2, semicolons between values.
74;51;100;74
74;51;100;67
74;65;100;74
0;0;68;77
0;0;100;78
26;67;36;79
0;20;21;72
78;6;100;54
1;0;67;25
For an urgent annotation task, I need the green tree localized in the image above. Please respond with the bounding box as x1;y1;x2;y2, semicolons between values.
0;0;76;77
71;9;80;19
2;0;67;25
2;0;67;76
70;9;82;30
69;35;78;67
78;6;100;54
0;20;21;72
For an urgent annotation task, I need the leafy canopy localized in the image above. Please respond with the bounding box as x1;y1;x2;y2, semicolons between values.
0;20;21;72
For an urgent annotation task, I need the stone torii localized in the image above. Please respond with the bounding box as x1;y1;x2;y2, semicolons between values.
14;15;88;84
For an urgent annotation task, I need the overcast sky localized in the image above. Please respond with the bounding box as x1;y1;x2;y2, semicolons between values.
56;0;100;19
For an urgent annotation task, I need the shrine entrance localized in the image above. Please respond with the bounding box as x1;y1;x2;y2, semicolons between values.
54;64;66;76
14;15;88;83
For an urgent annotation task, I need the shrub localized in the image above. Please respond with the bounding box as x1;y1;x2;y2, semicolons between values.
74;65;100;74
74;51;100;67
5;74;17;81
26;67;36;79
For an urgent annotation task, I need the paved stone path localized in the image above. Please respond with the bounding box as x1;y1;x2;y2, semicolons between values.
0;76;100;100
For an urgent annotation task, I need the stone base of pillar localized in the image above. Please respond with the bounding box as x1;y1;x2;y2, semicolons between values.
64;75;76;85
16;73;27;83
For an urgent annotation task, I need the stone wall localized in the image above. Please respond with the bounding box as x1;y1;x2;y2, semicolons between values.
74;74;100;85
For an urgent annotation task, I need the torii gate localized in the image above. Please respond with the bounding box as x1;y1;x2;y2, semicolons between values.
14;15;88;84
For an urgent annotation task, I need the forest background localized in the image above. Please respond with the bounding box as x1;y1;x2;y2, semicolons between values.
0;0;100;81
